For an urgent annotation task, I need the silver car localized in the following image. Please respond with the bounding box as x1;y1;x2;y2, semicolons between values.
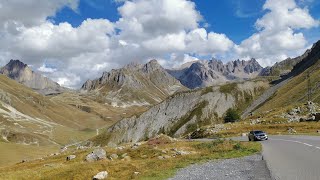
248;130;268;141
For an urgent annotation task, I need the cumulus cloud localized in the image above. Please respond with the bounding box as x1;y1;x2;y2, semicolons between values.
237;0;319;66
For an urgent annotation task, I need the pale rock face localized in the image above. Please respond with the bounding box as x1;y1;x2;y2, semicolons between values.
167;58;263;89
81;59;187;106
0;60;64;95
102;80;269;145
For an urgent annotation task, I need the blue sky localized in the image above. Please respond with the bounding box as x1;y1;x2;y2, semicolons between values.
0;0;319;88
50;0;320;44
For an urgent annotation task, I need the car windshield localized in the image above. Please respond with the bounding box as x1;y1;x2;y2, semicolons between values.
254;131;264;134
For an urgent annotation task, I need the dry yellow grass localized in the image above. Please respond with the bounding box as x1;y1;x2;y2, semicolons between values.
0;142;58;167
0;140;260;180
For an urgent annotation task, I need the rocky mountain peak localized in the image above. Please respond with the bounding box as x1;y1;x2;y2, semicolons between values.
168;58;263;89
143;59;163;73
0;59;30;78
81;59;186;105
0;59;64;95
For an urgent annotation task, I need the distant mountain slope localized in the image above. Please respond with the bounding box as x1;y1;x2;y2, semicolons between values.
167;58;263;89
0;60;65;95
261;49;311;77
0;74;108;146
255;40;320;112
93;80;269;145
81;60;187;107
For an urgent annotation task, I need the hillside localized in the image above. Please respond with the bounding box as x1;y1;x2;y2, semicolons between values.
81;60;187;107
0;74;114;166
93;79;269;146
256;40;320;112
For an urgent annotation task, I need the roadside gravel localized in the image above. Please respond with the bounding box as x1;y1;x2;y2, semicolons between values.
168;154;272;180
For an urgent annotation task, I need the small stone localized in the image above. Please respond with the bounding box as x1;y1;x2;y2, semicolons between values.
123;156;131;161
121;153;128;158
66;155;76;161
158;156;164;160
161;150;167;154
93;171;108;180
110;154;118;160
134;172;140;175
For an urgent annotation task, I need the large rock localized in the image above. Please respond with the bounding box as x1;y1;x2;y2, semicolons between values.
86;148;106;162
93;171;108;180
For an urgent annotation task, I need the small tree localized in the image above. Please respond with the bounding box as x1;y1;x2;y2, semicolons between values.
224;108;240;123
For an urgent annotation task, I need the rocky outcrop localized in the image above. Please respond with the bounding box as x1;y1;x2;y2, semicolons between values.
94;80;269;145
0;60;65;95
168;58;263;89
81;60;187;106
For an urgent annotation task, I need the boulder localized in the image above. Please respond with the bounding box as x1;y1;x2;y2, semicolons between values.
93;171;108;180
86;148;106;162
66;155;76;161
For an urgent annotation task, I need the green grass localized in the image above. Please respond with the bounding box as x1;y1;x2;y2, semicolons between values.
219;83;238;94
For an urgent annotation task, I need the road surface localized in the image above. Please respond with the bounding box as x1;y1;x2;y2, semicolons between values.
260;135;320;180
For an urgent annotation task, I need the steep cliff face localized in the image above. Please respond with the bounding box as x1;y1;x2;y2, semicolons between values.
81;60;187;107
0;60;64;95
94;80;269;145
168;58;263;89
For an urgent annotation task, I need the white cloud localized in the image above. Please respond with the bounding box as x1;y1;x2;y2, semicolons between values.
237;0;319;66
186;28;234;55
38;64;57;73
0;0;78;27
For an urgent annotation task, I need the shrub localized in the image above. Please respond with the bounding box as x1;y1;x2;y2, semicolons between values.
224;108;240;123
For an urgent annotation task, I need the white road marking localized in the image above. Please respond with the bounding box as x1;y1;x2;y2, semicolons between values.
271;138;320;149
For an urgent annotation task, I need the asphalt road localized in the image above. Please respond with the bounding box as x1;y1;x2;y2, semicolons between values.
233;135;320;180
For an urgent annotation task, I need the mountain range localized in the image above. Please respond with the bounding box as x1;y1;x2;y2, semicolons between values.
168;58;263;89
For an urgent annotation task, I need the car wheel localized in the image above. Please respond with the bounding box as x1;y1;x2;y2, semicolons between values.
248;137;251;141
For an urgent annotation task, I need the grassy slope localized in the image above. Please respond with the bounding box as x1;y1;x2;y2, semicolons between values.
257;60;320;112
51;92;149;128
0;75;111;166
0;140;260;180
0;142;58;167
